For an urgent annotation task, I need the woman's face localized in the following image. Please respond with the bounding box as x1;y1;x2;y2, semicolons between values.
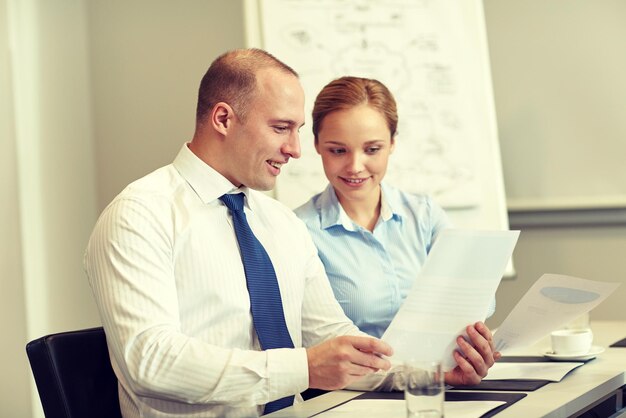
315;104;394;208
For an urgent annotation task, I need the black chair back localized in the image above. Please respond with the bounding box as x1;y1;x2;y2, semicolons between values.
26;326;122;418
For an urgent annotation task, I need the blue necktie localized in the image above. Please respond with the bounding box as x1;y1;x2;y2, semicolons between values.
220;193;295;414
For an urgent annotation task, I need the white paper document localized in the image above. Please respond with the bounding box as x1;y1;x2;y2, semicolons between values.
484;361;584;382
493;274;620;352
315;399;506;418
382;229;520;370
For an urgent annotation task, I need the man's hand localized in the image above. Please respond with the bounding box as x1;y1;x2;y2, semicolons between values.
444;321;501;386
306;336;393;390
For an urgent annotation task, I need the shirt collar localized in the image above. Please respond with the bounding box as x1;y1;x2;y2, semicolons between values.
317;182;402;231
380;182;404;222
317;184;348;230
172;143;252;208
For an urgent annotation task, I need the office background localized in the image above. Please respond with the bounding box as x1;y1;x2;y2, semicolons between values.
1;1;625;416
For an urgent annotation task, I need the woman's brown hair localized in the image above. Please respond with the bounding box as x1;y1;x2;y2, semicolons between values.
312;76;398;143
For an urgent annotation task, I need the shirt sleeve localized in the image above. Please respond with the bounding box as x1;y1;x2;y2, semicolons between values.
84;197;308;406
428;196;453;240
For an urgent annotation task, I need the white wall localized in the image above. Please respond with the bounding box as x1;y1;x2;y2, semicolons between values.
88;0;246;209
5;0;102;416
23;0;100;335
1;0;31;416
484;0;626;326
485;0;626;207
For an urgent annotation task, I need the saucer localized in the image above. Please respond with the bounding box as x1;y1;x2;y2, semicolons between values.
543;345;605;361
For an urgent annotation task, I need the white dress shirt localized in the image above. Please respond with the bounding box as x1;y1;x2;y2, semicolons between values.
84;144;361;418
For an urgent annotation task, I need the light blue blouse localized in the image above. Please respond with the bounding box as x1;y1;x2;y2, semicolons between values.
295;182;495;338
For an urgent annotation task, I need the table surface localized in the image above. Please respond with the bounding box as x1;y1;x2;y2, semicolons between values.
266;320;626;418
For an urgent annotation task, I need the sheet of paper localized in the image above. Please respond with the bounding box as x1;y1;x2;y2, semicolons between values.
493;274;620;352
315;399;506;418
382;229;519;370
484;361;583;382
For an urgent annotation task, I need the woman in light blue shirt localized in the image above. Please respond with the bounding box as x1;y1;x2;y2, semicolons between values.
295;76;499;386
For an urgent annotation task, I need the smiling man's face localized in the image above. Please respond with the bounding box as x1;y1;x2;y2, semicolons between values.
222;67;305;191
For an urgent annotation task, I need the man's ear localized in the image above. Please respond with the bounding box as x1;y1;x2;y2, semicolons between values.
211;102;235;136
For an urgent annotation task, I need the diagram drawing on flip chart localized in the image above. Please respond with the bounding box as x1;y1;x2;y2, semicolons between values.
248;0;512;275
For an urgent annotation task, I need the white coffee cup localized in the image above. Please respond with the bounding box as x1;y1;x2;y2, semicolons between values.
551;328;593;355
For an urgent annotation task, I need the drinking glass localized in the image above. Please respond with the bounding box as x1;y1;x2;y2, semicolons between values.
404;360;444;418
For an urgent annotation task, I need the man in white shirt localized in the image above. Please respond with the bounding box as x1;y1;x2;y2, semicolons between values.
84;48;498;418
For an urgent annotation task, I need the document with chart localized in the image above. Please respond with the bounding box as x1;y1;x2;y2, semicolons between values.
493;274;620;352
382;229;519;370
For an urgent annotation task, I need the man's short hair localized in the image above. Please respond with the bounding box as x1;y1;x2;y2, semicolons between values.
195;48;298;126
